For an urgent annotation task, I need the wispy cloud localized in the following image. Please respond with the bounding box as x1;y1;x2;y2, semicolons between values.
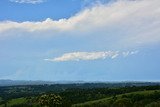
122;51;139;57
10;0;46;4
44;51;138;62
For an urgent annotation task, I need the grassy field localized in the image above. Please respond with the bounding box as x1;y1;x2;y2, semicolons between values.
0;98;27;107
7;98;27;106
72;90;160;107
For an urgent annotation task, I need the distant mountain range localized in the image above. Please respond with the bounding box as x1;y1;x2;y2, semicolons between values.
0;79;87;86
0;80;52;86
0;79;160;87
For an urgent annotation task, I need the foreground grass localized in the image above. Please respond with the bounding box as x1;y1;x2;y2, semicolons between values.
0;98;27;107
7;98;27;106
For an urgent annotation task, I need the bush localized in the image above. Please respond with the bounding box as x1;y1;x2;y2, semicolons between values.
113;98;133;107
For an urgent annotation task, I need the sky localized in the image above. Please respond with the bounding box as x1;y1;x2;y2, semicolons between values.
0;0;160;81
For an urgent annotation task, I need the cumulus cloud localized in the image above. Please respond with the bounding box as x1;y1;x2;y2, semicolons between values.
44;51;138;62
10;0;46;4
1;0;160;47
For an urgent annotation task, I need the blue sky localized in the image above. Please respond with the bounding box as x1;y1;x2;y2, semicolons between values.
0;0;83;21
0;0;160;81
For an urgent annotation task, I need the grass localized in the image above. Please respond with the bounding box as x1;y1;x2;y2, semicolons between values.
7;98;27;106
72;90;160;107
0;98;27;107
0;97;2;102
0;97;4;107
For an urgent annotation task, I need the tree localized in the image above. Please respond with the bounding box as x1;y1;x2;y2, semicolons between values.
37;94;62;107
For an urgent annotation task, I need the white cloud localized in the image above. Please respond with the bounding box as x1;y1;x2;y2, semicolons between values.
44;50;138;62
10;0;46;4
122;51;139;57
1;0;160;47
45;51;119;62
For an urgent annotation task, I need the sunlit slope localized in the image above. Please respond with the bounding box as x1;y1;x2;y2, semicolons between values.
73;90;160;107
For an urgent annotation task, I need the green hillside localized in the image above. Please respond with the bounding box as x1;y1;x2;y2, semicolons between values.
0;85;160;107
1;90;160;107
0;98;27;107
73;90;160;107
7;98;27;106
